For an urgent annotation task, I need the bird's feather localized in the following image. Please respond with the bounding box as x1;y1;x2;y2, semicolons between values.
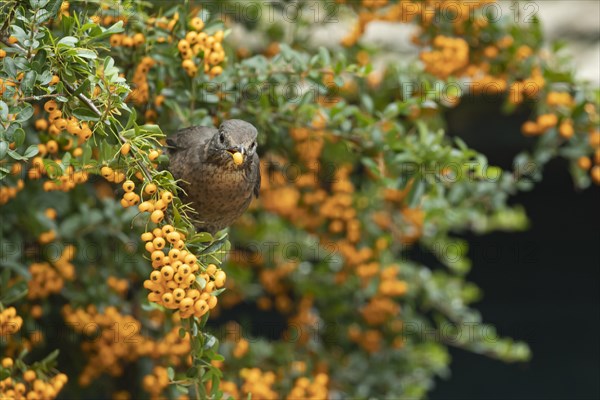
166;126;217;151
252;153;261;198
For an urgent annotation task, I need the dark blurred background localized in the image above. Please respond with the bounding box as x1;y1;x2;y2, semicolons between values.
430;98;600;400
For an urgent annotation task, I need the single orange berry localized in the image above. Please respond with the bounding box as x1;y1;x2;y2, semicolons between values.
120;143;131;156
150;209;164;223
122;180;135;192
145;183;158;195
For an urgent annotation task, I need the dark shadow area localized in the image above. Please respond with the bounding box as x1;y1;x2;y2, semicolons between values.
431;99;600;400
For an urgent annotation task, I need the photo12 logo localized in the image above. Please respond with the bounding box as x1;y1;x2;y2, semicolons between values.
204;1;339;24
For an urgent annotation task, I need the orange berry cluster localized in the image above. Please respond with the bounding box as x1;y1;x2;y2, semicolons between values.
106;275;129;296
99;14;128;28
580;128;600;184
143;228;224;318
232;338;250;359
128;56;155;105
0;307;23;336
219;380;240;399
286;373;329;400
0;165;24;205
358;265;407;324
287;296;318;344
109;32;145;48
507;66;545;105
420;35;470;79
119;179;170;219
360;296;400;326
142;366;170;400
27;263;63;299
378;265;408;297
320;165;360;241
62;305;152;386
37;229;56;244
258;262;296;313
41;100;93;141
239;368;278;399
0;361;67;400
341;0;493;46
178;22;225;78
348;325;384;353
99;165;126;184
27;245;76;299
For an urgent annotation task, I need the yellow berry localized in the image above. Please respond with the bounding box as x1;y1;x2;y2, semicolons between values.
141;232;154;241
153;237;166;250
44;100;58;113
179;297;194;310
162;224;175;235
148;150;160;161
162;293;174;305
145;183;158;195
24;370;36;382
1;358;13;368
161;265;174;280
151;250;164;263
150;210;164;223
578;156;592;170
121;143;131;156
154;199;167;211
166;231;181;243
145;241;155;253
150;270;162;282
150;228;162;238
139;201;154;213
122;180;135;192
161;191;173;203
232;151;244;166
190;17;204;31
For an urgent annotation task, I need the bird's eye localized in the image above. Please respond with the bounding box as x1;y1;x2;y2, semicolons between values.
251;141;256;149
219;132;225;143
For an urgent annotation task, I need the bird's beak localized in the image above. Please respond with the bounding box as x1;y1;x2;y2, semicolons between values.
226;146;245;162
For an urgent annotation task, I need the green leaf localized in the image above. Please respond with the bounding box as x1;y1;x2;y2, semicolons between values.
15;104;34;123
0;141;8;160
76;49;97;59
167;366;175;381
175;385;189;394
21;71;38;93
13;128;25;147
7;149;27;161
2;57;17;78
186;366;199;378
72;107;100;121
57;36;78;47
0;101;8;121
23;145;39;159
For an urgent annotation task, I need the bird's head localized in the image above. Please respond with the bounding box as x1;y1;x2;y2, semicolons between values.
209;119;258;167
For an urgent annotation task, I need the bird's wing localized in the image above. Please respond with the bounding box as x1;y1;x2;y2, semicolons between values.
252;152;261;198
166;126;217;152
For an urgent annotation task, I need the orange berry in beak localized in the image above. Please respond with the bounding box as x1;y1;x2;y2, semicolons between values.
232;151;243;166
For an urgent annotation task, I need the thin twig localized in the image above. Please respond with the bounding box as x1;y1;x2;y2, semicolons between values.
62;81;103;117
18;93;64;102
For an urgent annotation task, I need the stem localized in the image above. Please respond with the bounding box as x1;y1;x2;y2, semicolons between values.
18;93;64;102
62;81;103;117
187;317;203;400
118;133;154;182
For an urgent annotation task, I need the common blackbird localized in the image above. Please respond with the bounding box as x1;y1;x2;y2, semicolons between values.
166;119;261;234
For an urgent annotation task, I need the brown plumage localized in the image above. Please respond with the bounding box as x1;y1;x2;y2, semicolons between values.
166;119;260;234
